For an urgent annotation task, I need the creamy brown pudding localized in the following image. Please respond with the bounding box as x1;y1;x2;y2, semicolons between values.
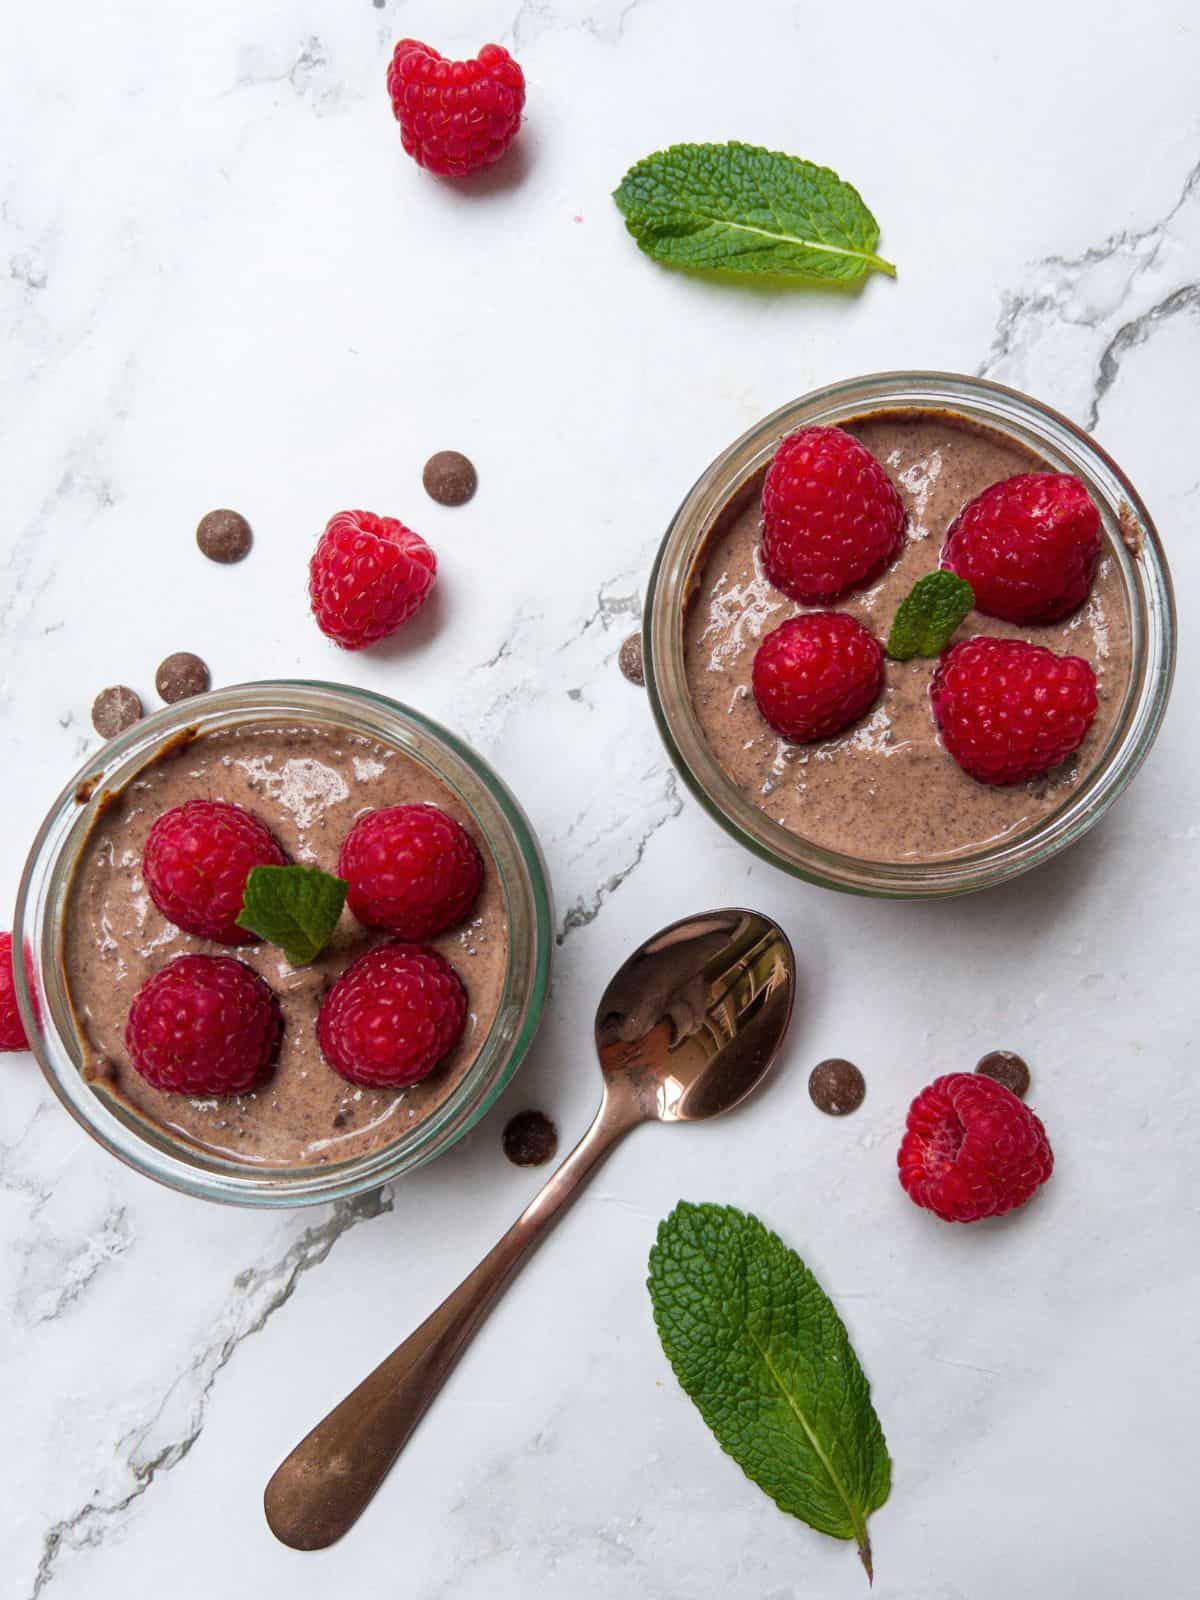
684;411;1132;862
64;723;508;1167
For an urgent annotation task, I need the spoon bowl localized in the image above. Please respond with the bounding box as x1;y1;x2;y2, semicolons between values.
595;908;794;1122
265;908;795;1551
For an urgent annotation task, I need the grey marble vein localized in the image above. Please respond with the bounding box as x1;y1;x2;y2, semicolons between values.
17;1204;133;1328
979;152;1200;427
554;575;642;656
556;766;682;942
1085;280;1200;432
26;1188;392;1599
508;0;649;53
230;34;355;113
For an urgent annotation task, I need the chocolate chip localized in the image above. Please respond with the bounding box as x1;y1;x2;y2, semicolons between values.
155;652;210;703
808;1058;866;1116
619;632;644;686
91;686;143;739
196;508;252;563
975;1050;1030;1099
422;450;477;507
502;1109;558;1167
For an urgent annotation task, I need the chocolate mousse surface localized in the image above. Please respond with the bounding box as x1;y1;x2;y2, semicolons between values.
684;410;1132;862
64;723;508;1167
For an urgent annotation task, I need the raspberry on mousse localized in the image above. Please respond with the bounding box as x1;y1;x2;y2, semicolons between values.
930;636;1098;786
752;612;885;743
125;954;282;1097
316;943;468;1089
760;425;906;605
143;799;286;945
941;472;1102;624
338;803;484;938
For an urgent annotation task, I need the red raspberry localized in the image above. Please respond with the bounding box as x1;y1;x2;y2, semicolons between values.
752;612;884;743
0;932;31;1052
930;636;1097;786
125;955;282;1096
941;473;1102;624
386;39;525;178
317;944;467;1088
143;799;285;945
761;426;905;604
898;1072;1053;1223
339;804;483;938
309;510;437;651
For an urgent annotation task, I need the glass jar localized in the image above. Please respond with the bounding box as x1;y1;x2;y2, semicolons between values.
644;371;1175;897
15;681;553;1206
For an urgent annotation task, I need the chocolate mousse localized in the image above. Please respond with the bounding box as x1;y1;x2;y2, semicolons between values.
684;411;1132;862
64;722;508;1167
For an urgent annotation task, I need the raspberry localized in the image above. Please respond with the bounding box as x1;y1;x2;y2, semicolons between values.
143;800;286;944
125;955;282;1096
339;803;483;938
761;426;905;604
941;473;1102;624
898;1072;1053;1223
317;944;467;1088
309;510;437;651
386;39;525;178
0;932;30;1052
752;612;884;743
930;636;1097;786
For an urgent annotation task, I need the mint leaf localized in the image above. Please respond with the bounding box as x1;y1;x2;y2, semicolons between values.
648;1202;890;1581
236;865;347;965
886;571;974;660
613;142;895;285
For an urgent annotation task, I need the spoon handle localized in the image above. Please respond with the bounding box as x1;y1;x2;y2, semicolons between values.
264;1089;641;1550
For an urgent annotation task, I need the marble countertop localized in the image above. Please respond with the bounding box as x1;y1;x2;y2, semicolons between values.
3;2;1198;1596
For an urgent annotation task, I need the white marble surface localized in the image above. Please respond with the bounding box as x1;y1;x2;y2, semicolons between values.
2;2;1199;1595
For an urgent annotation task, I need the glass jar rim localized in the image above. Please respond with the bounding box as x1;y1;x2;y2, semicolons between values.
644;370;1176;897
15;680;554;1206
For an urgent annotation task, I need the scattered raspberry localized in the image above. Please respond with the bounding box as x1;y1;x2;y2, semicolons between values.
386;39;525;178
0;932;30;1052
898;1072;1053;1223
316;944;467;1088
761;426;905;604
752;612;884;742
143;800;286;944
309;510;437;650
339;803;483;938
125;955;281;1096
941;473;1102;624
930;636;1097;785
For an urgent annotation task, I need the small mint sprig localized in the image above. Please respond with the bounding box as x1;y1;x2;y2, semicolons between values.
613;141;895;286
886;571;974;661
236;865;347;966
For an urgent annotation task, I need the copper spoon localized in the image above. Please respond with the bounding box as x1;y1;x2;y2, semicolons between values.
264;907;796;1550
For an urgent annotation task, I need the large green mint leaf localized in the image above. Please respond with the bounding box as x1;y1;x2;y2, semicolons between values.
886;570;974;660
236;865;347;966
648;1202;890;1580
613;142;895;285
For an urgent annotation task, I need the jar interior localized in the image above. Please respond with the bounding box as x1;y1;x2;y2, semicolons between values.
647;374;1173;897
19;685;552;1204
